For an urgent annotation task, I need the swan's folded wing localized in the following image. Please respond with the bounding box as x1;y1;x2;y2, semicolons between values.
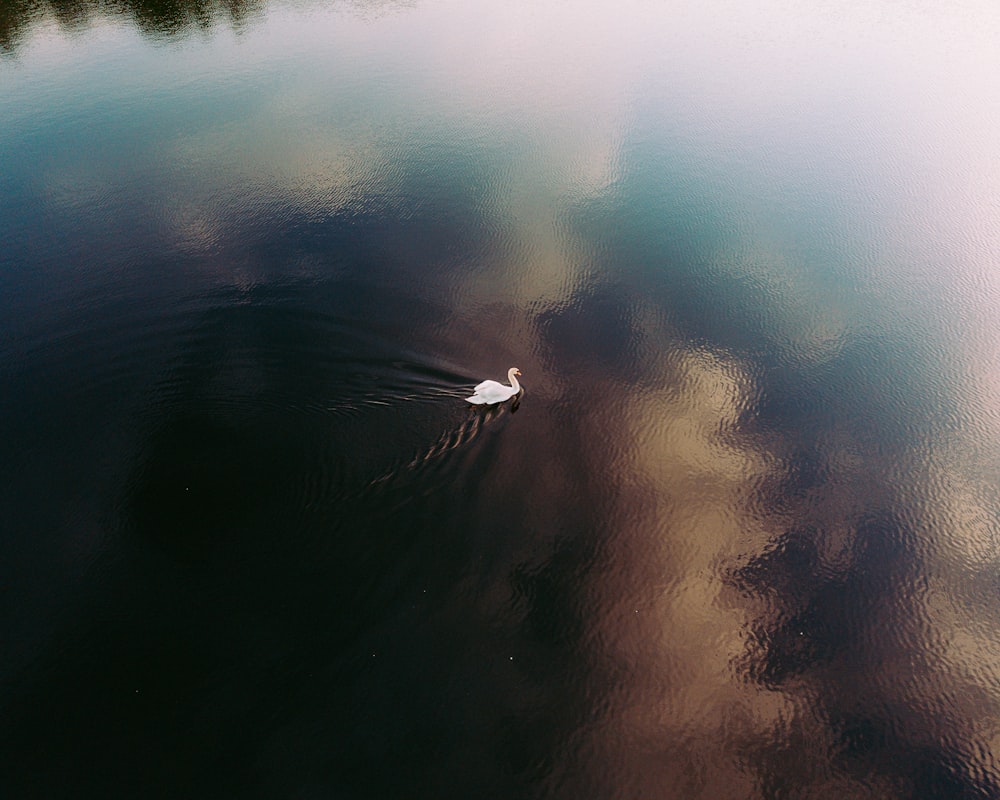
474;379;501;393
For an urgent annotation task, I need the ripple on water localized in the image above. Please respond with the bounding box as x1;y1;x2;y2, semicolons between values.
73;286;516;562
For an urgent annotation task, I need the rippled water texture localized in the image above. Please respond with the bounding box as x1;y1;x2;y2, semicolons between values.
4;1;1000;797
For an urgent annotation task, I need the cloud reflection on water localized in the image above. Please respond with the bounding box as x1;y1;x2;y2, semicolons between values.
4;0;1000;797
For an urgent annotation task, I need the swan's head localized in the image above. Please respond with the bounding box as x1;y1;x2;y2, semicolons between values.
513;368;521;376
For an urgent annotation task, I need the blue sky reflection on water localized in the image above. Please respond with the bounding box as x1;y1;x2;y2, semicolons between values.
3;1;1000;798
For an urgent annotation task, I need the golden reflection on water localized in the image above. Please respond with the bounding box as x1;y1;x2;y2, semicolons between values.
557;348;768;797
528;296;1000;797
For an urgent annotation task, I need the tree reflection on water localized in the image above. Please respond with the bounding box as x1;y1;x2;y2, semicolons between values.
1;0;264;51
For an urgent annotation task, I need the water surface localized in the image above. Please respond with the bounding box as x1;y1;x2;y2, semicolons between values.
4;1;1000;797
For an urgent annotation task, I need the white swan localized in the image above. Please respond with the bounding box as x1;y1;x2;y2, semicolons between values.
465;367;522;405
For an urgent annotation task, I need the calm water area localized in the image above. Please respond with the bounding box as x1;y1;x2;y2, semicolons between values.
3;1;1000;797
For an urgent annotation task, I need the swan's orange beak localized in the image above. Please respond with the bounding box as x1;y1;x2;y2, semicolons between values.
515;369;522;376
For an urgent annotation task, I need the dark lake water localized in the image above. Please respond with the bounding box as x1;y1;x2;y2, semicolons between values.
4;1;1000;797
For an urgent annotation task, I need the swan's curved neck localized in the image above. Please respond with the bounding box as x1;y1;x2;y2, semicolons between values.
508;369;521;393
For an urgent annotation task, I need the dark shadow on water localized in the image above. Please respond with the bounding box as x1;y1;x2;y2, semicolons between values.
0;271;587;798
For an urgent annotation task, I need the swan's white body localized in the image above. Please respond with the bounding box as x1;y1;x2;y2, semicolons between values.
465;367;522;405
